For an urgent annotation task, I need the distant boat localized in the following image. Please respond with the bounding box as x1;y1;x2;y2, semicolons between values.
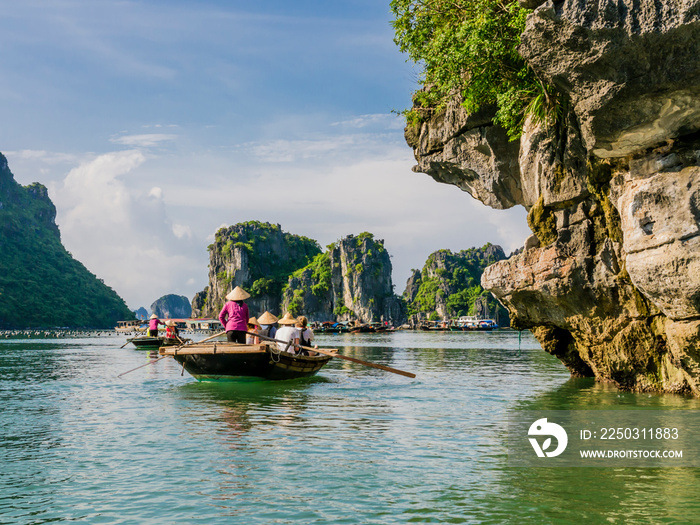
115;320;145;333
126;336;188;349
158;342;336;381
315;322;350;334
460;318;499;331
419;321;451;331
349;324;372;333
419;317;499;331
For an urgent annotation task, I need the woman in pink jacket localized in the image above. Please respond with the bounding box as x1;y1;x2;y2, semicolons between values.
148;314;165;337
218;286;250;343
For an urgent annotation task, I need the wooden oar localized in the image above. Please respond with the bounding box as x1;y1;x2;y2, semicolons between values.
162;329;225;353
117;355;169;378
196;330;226;344
247;331;416;379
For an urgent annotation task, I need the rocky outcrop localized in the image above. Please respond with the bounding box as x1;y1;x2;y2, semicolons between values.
403;245;510;326
281;233;406;324
405;1;700;394
193;222;321;318
519;0;700;159
0;153;133;328
151;294;192;319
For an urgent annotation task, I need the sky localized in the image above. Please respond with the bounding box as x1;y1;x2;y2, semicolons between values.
1;0;530;311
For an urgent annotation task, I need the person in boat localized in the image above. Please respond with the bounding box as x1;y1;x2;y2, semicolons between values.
257;311;279;339
246;317;260;345
148;314;165;337
275;312;301;354
165;320;180;340
218;286;250;343
296;315;318;356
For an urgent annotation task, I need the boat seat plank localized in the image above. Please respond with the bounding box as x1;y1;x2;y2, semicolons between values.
159;343;269;356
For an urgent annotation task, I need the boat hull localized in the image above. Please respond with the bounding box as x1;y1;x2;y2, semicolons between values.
162;342;334;381
127;336;183;349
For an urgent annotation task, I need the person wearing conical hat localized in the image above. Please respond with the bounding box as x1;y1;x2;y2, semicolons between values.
165;320;180;340
275;312;301;354
148;313;165;337
246;316;260;345
257;311;279;339
218;286;250;343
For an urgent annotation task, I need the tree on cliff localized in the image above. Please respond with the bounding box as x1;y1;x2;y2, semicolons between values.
193;221;322;317
0;154;134;328
281;232;406;324
391;0;555;138
403;245;509;324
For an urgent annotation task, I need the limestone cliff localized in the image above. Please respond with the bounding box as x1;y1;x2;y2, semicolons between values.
192;221;321;318
0;153;133;328
404;1;700;394
403;245;510;326
151;294;192;319
281;233;406;324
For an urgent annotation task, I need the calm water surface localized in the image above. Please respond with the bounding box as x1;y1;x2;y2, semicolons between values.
2;330;699;524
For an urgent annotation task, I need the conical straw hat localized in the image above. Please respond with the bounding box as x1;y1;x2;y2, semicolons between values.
226;286;250;301
278;312;298;325
248;316;260;327
257;311;278;325
150;314;158;319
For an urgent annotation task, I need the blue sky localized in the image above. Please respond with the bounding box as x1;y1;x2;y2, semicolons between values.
2;0;529;310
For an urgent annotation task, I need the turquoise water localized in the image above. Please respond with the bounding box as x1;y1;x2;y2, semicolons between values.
2;330;700;524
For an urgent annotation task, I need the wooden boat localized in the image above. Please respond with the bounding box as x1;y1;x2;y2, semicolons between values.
116;320;145;333
126;336;187;349
158;342;337;381
349;324;373;333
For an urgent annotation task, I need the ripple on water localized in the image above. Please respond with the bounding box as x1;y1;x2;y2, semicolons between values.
2;331;700;523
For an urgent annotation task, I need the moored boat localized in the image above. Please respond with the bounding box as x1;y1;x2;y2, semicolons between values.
158;341;336;381
116;320;145;333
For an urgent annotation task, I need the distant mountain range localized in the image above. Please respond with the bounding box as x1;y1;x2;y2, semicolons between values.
192;221;510;326
0;153;511;329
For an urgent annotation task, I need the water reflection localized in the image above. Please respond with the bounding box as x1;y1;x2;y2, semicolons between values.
516;375;700;410
4;332;700;523
486;373;700;523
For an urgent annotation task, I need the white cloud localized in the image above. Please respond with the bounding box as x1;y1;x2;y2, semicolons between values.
7;149;80;164
172;224;192;239
135;138;530;295
110;134;177;147
49;151;207;309
331;113;404;130
8;120;530;311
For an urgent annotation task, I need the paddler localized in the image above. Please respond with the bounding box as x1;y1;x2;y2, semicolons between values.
148;314;165;337
218;286;250;343
165;320;180;339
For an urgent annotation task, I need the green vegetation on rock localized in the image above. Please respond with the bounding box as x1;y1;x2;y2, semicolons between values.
391;0;556;139
214;221;321;301
0;154;133;328
405;245;508;321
